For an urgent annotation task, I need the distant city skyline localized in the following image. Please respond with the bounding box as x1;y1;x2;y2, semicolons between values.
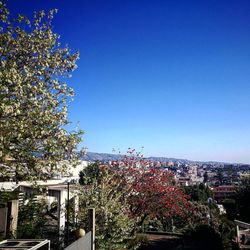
85;151;250;165
10;0;250;163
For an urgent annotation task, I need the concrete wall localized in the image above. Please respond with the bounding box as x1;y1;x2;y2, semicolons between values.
10;200;18;236
64;232;92;250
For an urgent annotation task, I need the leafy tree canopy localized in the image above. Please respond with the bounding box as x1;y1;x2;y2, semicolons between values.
77;151;193;249
79;162;101;185
78;163;134;250
183;183;212;203
236;182;250;223
0;1;83;181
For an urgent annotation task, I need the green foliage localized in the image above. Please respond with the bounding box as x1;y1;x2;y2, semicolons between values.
236;183;250;223
182;201;236;250
189;224;223;250
0;1;83;181
218;215;236;250
79;162;100;185
17;194;48;239
78;164;135;249
183;202;211;230
183;183;212;203
144;217;164;232
217;169;224;185
187;220;236;250
127;234;149;249
216;182;250;243
222;198;236;221
0;191;19;207
203;171;208;183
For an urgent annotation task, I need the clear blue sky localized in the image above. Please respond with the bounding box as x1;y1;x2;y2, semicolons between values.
9;0;250;163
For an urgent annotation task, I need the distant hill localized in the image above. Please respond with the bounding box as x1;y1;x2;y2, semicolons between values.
82;152;247;165
83;152;123;162
147;156;193;164
83;152;197;164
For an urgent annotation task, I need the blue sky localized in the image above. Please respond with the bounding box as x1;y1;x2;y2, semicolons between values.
9;0;250;163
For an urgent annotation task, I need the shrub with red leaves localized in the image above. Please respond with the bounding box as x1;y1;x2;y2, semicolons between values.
109;148;192;227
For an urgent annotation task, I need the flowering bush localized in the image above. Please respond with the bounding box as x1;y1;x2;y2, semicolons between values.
78;149;193;248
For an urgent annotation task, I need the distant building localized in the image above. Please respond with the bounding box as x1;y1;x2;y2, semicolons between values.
177;177;191;186
212;185;236;202
167;161;175;167
240;173;250;181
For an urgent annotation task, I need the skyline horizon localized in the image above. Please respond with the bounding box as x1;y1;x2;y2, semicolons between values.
85;150;250;165
9;0;250;163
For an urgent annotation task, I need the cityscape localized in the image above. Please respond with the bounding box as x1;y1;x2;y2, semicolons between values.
1;0;250;250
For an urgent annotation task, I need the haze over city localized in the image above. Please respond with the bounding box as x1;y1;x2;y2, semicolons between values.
10;0;250;163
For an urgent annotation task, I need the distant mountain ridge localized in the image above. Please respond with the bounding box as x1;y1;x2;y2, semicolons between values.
83;152;123;162
83;152;237;165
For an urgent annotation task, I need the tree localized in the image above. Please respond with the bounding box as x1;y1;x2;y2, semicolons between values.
79;161;100;185
111;149;192;231
222;198;237;221
0;2;83;181
184;183;212;203
78;163;135;250
217;169;223;185
236;182;250;223
78;151;193;248
203;171;208;183
17;194;49;239
126;167;192;230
